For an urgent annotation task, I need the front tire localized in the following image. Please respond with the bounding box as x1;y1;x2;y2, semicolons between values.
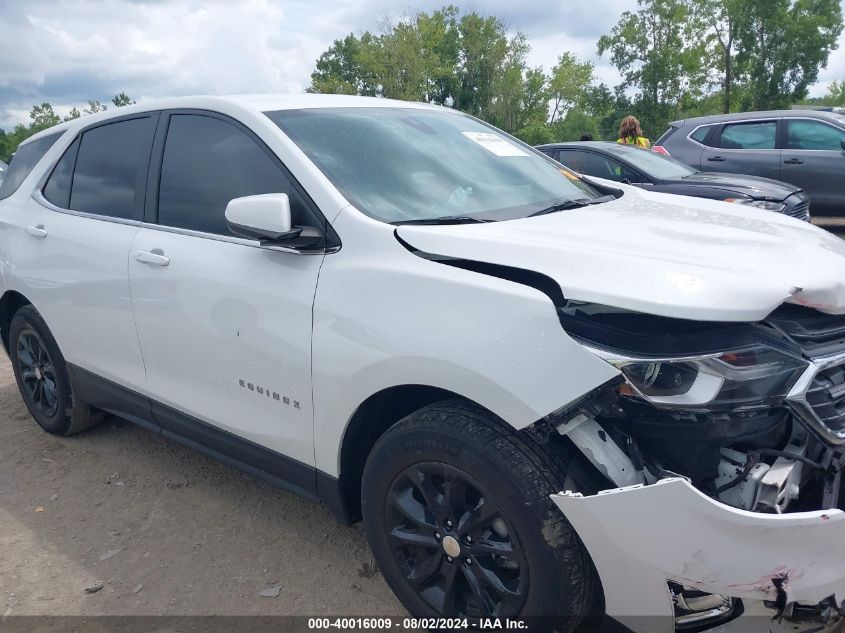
9;304;103;435
361;400;599;632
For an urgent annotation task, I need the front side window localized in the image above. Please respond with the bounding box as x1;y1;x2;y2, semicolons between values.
558;150;640;183
719;121;776;150
70;117;156;219
157;114;314;236
0;132;63;201
266;107;604;224
785;119;845;150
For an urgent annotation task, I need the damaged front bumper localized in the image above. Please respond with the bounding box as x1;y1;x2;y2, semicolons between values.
552;478;845;633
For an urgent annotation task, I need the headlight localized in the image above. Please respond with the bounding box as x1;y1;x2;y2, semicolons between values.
724;198;785;212
587;345;807;410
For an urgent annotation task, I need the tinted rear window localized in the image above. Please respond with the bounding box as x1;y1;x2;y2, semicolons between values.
70;117;156;219
690;125;712;144
0;132;62;200
43;138;80;209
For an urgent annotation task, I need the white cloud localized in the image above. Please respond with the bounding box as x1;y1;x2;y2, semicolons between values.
0;0;844;129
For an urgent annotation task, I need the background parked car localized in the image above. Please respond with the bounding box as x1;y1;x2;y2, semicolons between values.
654;110;845;216
537;141;810;221
0;159;6;186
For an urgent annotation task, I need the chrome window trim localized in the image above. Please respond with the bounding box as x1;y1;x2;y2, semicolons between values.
137;221;333;255
32;190;142;227
31;190;334;255
686;117;780;151
786;350;845;445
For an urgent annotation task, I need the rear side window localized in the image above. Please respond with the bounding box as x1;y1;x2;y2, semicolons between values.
785;119;845;150
43;138;80;209
70;117;156;220
157;114;314;236
689;125;712;144
719;121;776;149
0;132;62;201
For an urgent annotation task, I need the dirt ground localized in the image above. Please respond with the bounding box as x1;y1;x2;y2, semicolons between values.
0;354;404;618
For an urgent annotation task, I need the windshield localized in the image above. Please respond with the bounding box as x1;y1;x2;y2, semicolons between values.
266;107;603;223
604;144;697;179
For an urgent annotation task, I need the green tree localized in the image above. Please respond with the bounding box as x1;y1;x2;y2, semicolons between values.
598;0;708;138
63;107;82;122
30;102;61;131
821;80;845;106
112;91;134;107
692;0;747;113
308;33;378;95
735;0;843;110
83;100;107;115
548;53;594;123
307;6;540;133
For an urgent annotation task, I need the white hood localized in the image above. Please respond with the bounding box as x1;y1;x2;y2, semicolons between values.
397;186;845;322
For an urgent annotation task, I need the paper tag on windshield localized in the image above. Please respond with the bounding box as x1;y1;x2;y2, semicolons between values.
461;132;529;157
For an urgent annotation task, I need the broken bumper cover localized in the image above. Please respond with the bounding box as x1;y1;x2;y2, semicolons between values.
551;478;845;633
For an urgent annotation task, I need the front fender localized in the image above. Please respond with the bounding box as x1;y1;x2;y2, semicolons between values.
312;209;619;475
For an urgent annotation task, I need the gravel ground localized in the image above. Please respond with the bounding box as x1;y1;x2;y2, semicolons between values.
0;353;404;618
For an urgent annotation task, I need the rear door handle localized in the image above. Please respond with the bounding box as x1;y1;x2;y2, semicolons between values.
707;156;726;162
26;225;48;238
133;249;170;267
784;157;804;164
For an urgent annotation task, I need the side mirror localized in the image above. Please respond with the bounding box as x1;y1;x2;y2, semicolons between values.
225;193;302;242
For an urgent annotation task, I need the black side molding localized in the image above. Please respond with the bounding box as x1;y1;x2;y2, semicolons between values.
66;364;352;524
395;231;566;308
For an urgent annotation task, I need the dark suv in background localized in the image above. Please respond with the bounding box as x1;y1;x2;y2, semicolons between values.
656;110;845;216
538;141;810;221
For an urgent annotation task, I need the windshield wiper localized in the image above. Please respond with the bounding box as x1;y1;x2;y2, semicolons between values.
393;215;490;225
529;195;616;217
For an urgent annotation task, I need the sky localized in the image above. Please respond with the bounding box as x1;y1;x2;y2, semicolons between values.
1;0;845;130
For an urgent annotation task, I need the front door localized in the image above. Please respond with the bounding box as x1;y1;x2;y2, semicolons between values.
780;118;845;215
128;111;327;471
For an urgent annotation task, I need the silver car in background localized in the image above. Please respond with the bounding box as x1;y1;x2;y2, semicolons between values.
0;159;6;186
655;110;845;216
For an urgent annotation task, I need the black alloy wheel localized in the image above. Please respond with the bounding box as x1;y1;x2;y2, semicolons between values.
386;462;527;617
16;328;59;417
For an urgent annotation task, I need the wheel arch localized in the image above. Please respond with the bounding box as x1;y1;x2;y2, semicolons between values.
0;290;32;352
330;384;476;524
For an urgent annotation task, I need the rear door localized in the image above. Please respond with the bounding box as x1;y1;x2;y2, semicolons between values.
700;119;782;180
2;115;157;393
780;117;845;215
128;110;327;471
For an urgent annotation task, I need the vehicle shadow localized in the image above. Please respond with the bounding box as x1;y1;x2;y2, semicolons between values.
0;371;402;617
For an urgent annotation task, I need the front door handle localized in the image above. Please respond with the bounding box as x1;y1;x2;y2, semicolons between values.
707;156;726;162
134;249;170;267
26;225;48;238
784;157;804;164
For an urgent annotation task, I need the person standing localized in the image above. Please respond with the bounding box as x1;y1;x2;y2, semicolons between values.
617;116;650;148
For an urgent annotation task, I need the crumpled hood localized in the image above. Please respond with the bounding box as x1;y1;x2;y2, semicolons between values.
397;186;845;322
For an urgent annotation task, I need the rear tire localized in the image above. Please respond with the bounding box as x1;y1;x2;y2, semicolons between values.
9;304;103;435
361;399;599;633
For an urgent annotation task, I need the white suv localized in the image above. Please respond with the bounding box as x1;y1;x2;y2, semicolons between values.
1;95;844;633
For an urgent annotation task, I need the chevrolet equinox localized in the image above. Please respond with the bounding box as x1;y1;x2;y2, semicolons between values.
0;95;844;633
